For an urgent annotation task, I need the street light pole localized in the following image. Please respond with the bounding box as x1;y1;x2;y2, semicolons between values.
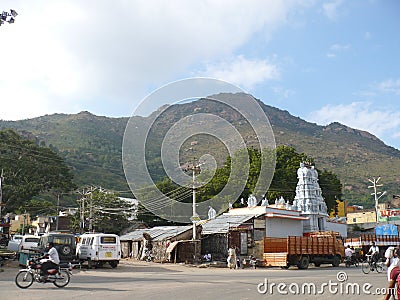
0;9;18;27
368;177;387;224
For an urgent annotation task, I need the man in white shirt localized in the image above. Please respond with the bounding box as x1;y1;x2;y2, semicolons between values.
40;242;60;280
368;242;379;268
345;245;354;258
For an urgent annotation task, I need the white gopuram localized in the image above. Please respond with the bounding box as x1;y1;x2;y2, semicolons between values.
293;162;328;232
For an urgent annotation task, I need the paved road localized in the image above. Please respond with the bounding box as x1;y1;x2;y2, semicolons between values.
0;260;390;300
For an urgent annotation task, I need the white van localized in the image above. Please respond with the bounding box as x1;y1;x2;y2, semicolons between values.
76;233;121;268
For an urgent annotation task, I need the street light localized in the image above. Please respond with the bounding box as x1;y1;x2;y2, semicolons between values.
0;9;17;27
368;177;387;224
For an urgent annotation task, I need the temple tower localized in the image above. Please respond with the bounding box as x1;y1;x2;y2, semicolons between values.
292;162;328;232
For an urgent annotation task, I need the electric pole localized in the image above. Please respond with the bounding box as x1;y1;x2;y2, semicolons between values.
186;161;203;262
89;187;93;232
0;169;4;222
368;177;387;224
56;194;60;231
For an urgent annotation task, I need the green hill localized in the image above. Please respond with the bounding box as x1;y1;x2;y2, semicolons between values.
1;93;399;207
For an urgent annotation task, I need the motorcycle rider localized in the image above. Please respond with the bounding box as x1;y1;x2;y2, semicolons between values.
345;245;355;264
40;242;60;280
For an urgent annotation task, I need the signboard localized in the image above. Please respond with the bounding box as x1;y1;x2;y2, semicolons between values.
190;215;201;223
379;209;400;222
375;224;398;236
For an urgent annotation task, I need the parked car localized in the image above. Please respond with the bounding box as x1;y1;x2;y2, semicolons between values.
38;232;76;263
18;235;40;252
7;234;23;252
76;233;121;268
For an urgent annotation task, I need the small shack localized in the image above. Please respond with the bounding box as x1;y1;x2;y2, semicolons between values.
120;225;201;263
201;214;257;261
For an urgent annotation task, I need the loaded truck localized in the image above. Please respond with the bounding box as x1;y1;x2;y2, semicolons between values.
263;232;344;269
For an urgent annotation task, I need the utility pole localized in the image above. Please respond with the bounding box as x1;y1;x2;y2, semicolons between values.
81;194;85;233
368;177;387;224
56;194;60;231
186;161;203;262
87;186;96;232
0;169;4;222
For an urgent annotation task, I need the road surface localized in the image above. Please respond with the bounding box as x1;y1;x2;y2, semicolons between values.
0;259;390;300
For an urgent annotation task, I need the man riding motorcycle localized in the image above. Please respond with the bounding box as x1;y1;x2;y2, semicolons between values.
40;242;60;280
344;245;357;266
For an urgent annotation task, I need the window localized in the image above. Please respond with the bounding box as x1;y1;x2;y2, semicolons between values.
24;238;39;243
51;235;73;245
100;236;117;244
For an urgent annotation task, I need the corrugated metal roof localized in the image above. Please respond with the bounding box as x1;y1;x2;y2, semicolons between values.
201;214;255;235
120;225;193;242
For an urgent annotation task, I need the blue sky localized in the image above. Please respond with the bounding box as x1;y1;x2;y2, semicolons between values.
0;0;399;149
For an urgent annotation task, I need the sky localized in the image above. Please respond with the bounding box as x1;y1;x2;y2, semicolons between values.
0;0;399;149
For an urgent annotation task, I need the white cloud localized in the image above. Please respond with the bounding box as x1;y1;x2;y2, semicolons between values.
379;79;400;95
327;43;350;58
199;56;280;90
330;44;350;51
364;31;372;39
308;102;400;140
0;0;307;120
322;0;344;20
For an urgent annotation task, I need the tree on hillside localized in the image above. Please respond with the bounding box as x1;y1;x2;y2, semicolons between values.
135;177;189;226
197;145;342;212
267;145;311;201
0;129;76;213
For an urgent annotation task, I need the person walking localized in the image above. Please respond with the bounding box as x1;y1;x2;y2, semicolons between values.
227;247;236;269
235;246;241;269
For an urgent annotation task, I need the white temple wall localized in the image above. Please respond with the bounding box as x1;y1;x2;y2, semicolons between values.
266;218;303;237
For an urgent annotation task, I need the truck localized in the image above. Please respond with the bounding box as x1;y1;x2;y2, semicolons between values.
263;232;344;269
7;234;23;252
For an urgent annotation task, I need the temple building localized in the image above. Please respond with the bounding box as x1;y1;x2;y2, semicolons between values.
292;162;328;232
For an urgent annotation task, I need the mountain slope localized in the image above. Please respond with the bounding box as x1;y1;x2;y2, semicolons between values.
1;93;399;206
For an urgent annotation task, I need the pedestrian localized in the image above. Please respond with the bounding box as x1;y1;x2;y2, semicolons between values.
235;246;241;269
227;247;236;269
386;247;400;281
384;264;400;300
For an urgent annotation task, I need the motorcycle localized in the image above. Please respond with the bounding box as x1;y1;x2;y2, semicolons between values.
249;255;258;269
144;249;154;262
15;258;72;289
345;254;359;267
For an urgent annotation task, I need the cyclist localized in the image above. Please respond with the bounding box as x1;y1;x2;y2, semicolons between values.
367;242;379;269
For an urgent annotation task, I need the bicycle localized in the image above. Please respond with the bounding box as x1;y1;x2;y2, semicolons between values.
362;254;383;274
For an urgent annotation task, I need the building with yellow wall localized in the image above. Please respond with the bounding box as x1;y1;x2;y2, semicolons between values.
10;214;31;234
346;211;376;225
329;200;346;218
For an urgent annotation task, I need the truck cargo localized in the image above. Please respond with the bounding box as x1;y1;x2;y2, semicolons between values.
263;232;344;269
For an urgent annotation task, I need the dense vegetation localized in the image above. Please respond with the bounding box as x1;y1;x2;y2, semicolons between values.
0;129;76;213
